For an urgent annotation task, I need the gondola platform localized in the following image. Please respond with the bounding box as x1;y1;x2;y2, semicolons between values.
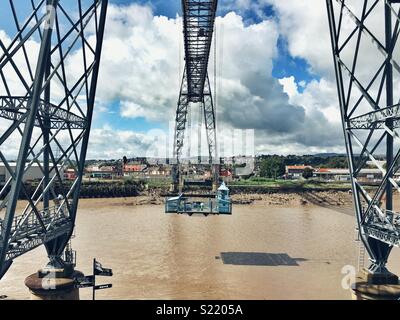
165;182;232;216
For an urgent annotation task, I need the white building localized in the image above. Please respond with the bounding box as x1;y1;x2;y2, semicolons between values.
0;162;64;185
314;168;384;182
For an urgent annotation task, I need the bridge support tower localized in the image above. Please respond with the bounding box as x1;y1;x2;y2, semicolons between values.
327;0;400;298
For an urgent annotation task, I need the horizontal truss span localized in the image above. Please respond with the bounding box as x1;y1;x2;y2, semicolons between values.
0;205;72;262
183;0;217;102
0;97;86;130
349;104;400;129
363;218;400;247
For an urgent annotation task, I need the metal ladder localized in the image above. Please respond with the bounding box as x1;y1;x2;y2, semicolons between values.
355;226;366;271
358;242;366;271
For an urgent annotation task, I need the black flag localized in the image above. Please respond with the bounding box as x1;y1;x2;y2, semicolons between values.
75;275;95;289
94;260;113;277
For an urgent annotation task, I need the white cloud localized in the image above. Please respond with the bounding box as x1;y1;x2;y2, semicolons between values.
120;100;157;120
95;4;182;121
277;76;343;149
0;30;40;96
280;76;341;124
259;0;400;155
88;125;152;159
267;0;391;86
1;2;360;158
91;5;325;156
265;0;332;77
87;125;169;160
279;76;298;98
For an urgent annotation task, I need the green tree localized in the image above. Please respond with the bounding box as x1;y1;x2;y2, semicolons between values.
259;157;285;179
303;167;314;179
321;156;348;168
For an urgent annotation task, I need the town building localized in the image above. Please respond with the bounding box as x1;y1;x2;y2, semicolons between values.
144;165;171;177
285;165;313;179
314;168;384;183
313;168;350;181
123;164;147;177
0;162;64;185
234;166;254;179
85;165;119;180
64;168;77;181
220;169;233;182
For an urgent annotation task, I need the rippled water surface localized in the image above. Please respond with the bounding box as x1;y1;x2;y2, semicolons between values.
2;199;400;300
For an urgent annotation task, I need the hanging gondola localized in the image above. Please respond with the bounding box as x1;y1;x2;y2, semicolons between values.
165;182;232;216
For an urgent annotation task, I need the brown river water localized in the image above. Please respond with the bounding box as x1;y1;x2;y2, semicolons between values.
1;198;400;300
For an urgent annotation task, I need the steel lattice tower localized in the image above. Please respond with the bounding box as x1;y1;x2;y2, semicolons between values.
172;0;219;191
327;0;400;274
0;0;108;278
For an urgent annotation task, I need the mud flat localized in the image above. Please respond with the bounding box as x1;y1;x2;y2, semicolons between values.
231;191;353;207
90;190;356;208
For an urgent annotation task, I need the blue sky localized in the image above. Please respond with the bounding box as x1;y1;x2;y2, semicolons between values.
112;0;181;17
272;37;318;89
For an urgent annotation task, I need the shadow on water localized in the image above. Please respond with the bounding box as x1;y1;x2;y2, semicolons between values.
217;252;307;267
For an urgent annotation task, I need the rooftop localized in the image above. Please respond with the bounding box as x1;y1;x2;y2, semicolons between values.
286;165;313;170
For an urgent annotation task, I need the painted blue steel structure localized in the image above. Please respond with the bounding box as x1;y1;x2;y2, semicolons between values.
0;0;108;279
172;0;219;191
327;0;400;277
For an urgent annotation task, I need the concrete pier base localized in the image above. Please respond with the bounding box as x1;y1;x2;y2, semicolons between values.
351;269;400;300
25;269;83;301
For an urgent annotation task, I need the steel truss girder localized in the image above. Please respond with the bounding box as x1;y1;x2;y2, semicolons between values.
203;75;217;162
182;0;218;102
0;0;108;278
5;204;73;262
174;68;190;161
173;0;219;176
327;0;400;272
173;68;217;164
0;96;86;130
349;104;400;129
